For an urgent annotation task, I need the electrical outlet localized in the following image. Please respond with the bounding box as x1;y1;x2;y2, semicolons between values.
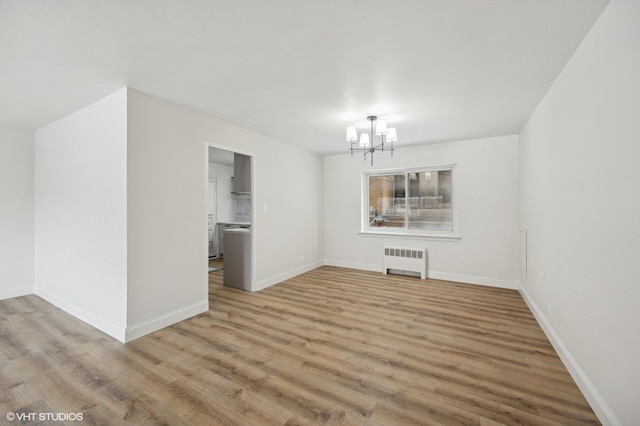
546;302;552;313
299;256;305;262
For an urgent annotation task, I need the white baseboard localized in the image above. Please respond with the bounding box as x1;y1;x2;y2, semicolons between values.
33;286;208;343
255;260;324;291
428;271;517;289
323;259;381;273
0;285;34;301
322;259;517;289
125;300;209;342
518;283;619;426
34;286;127;342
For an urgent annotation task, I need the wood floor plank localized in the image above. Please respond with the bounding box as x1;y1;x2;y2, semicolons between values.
0;264;599;424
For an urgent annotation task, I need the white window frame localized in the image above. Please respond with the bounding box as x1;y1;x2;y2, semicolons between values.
360;164;461;241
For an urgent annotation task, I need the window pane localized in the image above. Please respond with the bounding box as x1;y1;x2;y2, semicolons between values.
408;170;452;231
368;174;406;228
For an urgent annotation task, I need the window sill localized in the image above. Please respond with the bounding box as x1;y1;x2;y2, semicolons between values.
358;230;461;241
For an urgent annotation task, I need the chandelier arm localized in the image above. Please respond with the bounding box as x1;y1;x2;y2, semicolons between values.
352;146;371;152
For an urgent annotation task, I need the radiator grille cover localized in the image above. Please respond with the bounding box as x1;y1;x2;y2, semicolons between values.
384;247;424;259
383;246;427;279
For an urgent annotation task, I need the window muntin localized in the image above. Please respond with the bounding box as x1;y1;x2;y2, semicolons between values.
365;167;454;234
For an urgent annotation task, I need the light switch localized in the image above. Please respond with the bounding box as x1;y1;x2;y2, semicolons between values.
263;203;268;211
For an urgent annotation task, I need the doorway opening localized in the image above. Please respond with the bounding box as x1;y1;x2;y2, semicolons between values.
206;145;254;293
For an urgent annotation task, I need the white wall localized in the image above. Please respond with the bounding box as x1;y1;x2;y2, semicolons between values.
126;89;324;333
518;0;639;424
324;135;519;288
0;127;34;299
34;88;128;340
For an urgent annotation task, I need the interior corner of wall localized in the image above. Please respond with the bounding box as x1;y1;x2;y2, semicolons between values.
124;299;208;343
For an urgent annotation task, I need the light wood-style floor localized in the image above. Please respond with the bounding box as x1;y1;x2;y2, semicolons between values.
0;263;599;425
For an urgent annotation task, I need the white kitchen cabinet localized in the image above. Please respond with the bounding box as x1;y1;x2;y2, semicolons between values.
218;223;225;256
208;215;218;258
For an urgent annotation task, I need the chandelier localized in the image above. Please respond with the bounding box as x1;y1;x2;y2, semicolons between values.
346;116;397;165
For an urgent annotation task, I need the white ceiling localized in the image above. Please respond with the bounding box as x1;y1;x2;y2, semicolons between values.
0;0;608;155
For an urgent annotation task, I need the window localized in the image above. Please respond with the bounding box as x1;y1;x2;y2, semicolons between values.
364;165;457;238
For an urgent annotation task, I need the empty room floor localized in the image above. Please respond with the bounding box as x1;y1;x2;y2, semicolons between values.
0;266;599;425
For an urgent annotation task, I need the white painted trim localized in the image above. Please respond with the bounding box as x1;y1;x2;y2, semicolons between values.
254;261;323;291
358;231;462;241
323;258;380;273
322;259;517;289
518;283;620;426
0;286;34;301
362;163;459;175
34;286;127;342
428;271;517;289
125;300;208;342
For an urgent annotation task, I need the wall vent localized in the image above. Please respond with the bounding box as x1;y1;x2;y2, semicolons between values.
383;246;427;279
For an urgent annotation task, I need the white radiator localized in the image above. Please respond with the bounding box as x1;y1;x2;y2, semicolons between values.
383;247;427;279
